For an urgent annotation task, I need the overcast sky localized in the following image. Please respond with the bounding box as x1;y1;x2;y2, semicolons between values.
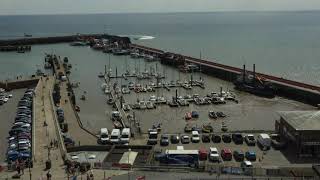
1;0;320;15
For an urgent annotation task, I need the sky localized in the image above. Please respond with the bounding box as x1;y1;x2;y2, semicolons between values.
1;0;320;15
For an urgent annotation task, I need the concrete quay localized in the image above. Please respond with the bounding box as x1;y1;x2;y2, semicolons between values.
51;56;97;146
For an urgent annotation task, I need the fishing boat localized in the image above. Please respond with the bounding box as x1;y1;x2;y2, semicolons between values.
101;83;108;90
98;72;105;78
75;105;80;112
107;97;115;105
234;64;275;98
80;95;86;101
44;62;52;69
168;100;179;107
70;41;87;46
104;87;111;94
36;69;44;76
24;33;32;37
146;101;155;109
130;52;140;59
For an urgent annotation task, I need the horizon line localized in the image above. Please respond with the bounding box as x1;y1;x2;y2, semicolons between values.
1;9;320;16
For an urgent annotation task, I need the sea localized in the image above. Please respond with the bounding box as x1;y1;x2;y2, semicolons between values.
0;11;320;85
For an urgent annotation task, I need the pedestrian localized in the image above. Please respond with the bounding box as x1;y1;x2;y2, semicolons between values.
46;171;52;180
17;165;21;174
50;140;53;148
21;161;25;175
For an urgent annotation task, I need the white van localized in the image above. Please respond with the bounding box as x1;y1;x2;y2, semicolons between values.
191;131;200;143
99;128;109;144
110;129;121;144
257;133;271;150
120;128;131;144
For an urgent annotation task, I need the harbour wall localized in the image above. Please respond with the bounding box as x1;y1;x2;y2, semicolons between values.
0;34;131;46
0;78;39;90
131;44;320;106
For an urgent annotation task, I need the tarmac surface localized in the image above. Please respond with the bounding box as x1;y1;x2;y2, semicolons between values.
0;89;26;162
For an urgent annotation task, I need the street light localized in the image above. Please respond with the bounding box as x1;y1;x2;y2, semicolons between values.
128;148;131;180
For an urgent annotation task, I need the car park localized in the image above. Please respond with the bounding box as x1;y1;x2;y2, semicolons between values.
209;147;219;162
233;150;245;161
221;148;232;161
211;134;221;143
160;134;170;146
170;134;180;144
245;134;256;146
232;133;244;144
222;134;232;143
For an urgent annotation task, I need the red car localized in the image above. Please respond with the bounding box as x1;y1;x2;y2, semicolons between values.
199;148;208;161
185;112;192;120
221;148;232;161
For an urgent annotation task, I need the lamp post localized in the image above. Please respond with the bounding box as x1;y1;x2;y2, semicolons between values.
128;148;131;180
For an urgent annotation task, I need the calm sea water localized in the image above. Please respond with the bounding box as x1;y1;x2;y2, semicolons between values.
0;12;320;85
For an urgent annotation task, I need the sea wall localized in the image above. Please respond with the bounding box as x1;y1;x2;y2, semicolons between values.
0;34;131;46
0;78;39;90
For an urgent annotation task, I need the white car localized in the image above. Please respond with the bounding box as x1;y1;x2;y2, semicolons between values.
209;147;220;162
191;131;200;143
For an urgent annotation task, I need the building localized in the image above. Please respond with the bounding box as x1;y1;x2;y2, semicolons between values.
276;111;320;157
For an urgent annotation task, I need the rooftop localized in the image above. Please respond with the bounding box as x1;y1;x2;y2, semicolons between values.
279;111;320;131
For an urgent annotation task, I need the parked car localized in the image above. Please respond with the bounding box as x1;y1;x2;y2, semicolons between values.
245;151;256;161
232;133;244;144
221;148;232;161
170;134;180;144
211;134;221;143
160;134;170;146
191;111;199;118
199;148;208;161
233;150;245;161
181;135;190;144
191;131;200;143
257;134;271;151
245;134;256;146
202;134;210;143
222;134;231;143
209;147;219;162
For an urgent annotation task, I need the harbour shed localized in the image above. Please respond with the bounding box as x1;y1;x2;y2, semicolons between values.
276;111;320;157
